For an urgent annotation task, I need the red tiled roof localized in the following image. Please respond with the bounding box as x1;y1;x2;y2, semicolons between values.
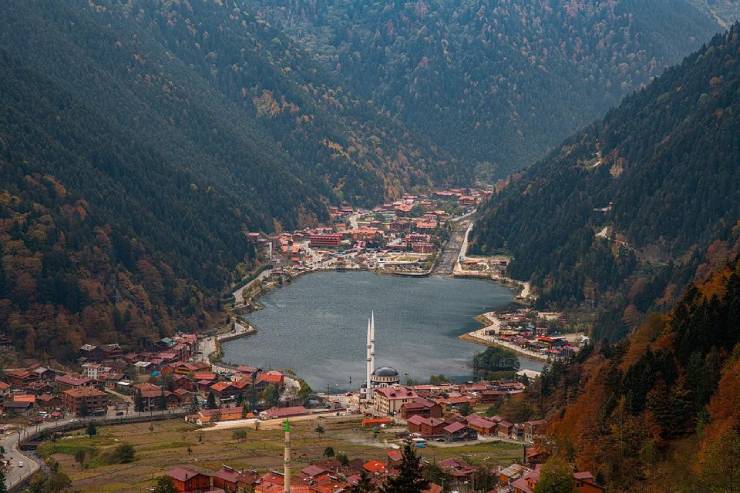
193;372;217;381
168;466;209;482
443;421;467;434
466;415;495;429
363;460;386;474
301;464;327;478
210;381;232;392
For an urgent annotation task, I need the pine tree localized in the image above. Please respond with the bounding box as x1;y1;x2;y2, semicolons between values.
152;476;177;493
0;467;8;493
380;442;428;493
350;469;374;493
206;391;217;410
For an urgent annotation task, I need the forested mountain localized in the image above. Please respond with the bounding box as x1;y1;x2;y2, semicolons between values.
470;24;740;340
541;257;740;492
690;0;740;28
250;0;732;178
0;0;457;358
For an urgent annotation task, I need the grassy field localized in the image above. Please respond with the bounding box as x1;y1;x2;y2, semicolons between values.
40;416;523;492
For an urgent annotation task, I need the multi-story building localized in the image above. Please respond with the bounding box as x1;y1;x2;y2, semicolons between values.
62;387;108;415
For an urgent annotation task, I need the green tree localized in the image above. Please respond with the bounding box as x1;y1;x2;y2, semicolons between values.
233;429;247;441
152;476;178;493
74;449;87;467
261;384;280;408
206;391;217;410
458;403;472;416
429;374;450;385
0;468;7;493
158;388;167;411
134;392;144;412
534;457;576;493
107;443;135;464
315;424;325;437
350;469;374;493
337;452;350;466
324;446;335;458
380;442;428;493
86;421;97;436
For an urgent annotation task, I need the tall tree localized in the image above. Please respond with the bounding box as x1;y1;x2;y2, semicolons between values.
350;470;374;493
534;457;576;493
380;442;428;493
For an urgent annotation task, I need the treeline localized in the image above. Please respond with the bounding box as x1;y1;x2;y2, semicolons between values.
250;0;725;178
471;24;740;340
544;257;740;492
0;0;463;358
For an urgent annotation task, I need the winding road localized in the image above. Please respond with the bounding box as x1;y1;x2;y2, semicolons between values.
1;408;186;491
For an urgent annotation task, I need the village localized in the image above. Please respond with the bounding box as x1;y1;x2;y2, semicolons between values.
0;187;596;491
0;322;601;493
461;310;589;363
238;188;490;294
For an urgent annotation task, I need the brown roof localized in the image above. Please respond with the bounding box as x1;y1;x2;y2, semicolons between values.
63;387;106;398
168;466;209;482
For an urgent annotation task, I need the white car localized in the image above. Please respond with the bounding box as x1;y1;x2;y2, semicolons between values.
18;460;24;467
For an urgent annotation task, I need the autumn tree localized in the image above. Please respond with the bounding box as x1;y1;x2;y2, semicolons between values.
534;457;575;493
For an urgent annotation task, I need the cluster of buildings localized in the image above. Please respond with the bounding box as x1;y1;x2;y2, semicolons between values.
0;363;111;418
244;188;489;277
162;441;603;493
469;309;587;362
164;449;447;493
365;381;544;445
0;332;293;423
493;463;604;493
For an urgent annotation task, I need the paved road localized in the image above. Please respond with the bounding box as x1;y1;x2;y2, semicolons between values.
433;219;471;275
1;408;186;491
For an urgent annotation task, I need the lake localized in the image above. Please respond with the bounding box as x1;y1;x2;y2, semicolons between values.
221;271;544;391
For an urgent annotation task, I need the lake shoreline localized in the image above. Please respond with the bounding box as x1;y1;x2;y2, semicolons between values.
220;271;541;390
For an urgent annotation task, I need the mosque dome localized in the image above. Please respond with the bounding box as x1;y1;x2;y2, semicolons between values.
373;366;399;377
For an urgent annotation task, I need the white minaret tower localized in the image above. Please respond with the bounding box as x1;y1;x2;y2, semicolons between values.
370;310;376;378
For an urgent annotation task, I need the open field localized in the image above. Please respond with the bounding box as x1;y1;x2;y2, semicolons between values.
39;417;523;492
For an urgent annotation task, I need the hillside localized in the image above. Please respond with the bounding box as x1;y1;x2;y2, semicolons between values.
543;257;740;492
0;0;457;358
471;24;740;340
250;0;731;178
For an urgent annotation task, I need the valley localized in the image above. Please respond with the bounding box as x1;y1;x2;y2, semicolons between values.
0;2;739;493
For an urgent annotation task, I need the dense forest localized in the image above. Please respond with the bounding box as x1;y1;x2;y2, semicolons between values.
250;0;731;178
537;257;740;492
471;24;740;340
0;0;463;358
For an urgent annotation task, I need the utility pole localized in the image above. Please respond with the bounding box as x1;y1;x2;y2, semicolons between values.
283;419;291;493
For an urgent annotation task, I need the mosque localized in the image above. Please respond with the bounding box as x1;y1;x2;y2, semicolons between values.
363;311;401;400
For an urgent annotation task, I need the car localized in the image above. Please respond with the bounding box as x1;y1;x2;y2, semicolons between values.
115;411;125;416
18;461;24;467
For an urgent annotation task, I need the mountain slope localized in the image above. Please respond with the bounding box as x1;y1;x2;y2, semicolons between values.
250;0;732;178
470;24;740;340
545;257;740;492
0;0;459;358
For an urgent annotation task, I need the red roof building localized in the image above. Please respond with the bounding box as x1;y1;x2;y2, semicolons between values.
167;466;212;493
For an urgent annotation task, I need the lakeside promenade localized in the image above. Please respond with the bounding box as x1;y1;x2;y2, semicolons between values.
460;312;550;362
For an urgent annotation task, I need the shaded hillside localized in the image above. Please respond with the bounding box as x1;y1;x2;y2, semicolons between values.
0;0;458;358
545;258;740;492
251;0;729;178
471;24;740;339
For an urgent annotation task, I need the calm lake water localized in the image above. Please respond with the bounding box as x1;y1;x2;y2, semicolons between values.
221;271;544;391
